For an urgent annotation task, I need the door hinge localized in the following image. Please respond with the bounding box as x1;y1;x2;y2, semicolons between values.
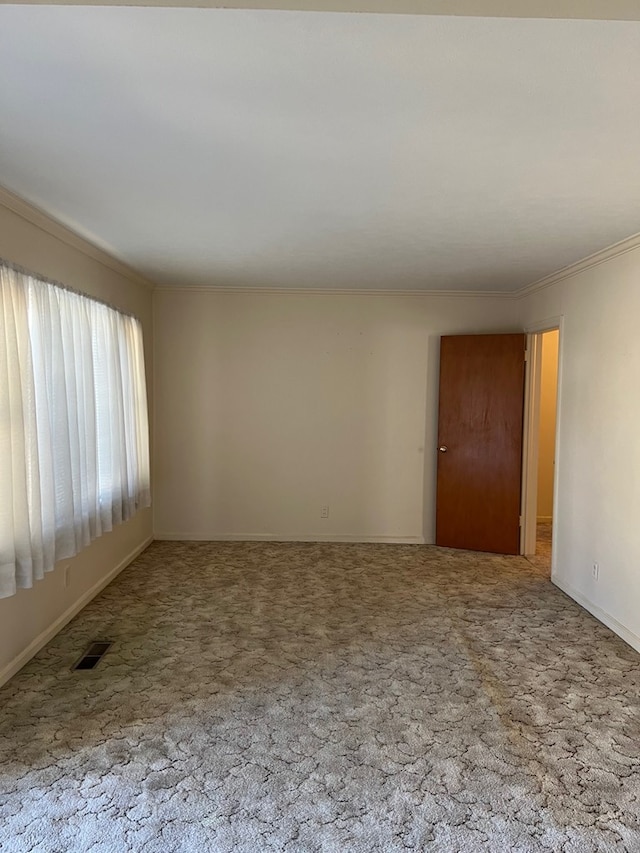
524;349;529;362
519;515;523;527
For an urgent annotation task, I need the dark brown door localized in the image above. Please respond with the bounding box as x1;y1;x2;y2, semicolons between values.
436;334;526;555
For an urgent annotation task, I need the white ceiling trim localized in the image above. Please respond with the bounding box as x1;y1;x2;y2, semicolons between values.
152;284;512;297
141;228;640;297
514;231;640;300
0;185;156;291
4;0;640;21
4;184;640;300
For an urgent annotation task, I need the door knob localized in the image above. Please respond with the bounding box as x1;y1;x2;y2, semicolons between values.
439;446;448;453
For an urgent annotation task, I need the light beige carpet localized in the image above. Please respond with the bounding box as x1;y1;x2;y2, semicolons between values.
1;541;639;852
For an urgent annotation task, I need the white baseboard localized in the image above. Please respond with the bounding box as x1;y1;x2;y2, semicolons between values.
153;532;425;545
551;574;640;655
0;536;153;688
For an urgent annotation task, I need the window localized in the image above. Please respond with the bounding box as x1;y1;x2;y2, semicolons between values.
0;261;150;598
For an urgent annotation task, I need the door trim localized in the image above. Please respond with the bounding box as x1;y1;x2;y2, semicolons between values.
521;317;564;569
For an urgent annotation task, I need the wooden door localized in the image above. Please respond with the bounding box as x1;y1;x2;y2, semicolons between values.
435;334;526;555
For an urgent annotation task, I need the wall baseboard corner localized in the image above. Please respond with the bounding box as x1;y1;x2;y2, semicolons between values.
551;575;640;655
153;532;426;545
0;536;153;688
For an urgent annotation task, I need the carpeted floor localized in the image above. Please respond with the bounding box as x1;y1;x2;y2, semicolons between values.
1;541;639;852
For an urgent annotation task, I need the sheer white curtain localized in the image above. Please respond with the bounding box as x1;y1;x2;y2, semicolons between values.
0;262;150;598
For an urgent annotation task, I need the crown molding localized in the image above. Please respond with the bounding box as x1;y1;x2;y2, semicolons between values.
152;284;513;297
4;182;638;301
156;225;640;297
4;0;640;21
514;231;640;300
0;185;156;291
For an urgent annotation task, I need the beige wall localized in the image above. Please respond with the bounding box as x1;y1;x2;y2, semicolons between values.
519;250;640;653
153;289;518;544
0;201;154;685
536;329;559;520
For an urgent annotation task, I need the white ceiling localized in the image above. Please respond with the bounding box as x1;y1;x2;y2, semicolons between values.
1;6;640;292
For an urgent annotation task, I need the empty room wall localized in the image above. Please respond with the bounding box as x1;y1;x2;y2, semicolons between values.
519;247;640;653
153;288;519;544
0;197;154;685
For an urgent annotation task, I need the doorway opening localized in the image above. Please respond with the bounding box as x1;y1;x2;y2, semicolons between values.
521;324;561;574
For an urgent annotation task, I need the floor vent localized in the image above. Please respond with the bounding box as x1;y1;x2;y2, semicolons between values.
73;641;112;671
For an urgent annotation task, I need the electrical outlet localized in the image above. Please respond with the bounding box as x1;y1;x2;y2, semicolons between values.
321;505;329;519
63;564;71;588
592;562;599;581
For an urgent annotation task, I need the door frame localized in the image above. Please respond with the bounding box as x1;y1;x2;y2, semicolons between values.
520;316;564;567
